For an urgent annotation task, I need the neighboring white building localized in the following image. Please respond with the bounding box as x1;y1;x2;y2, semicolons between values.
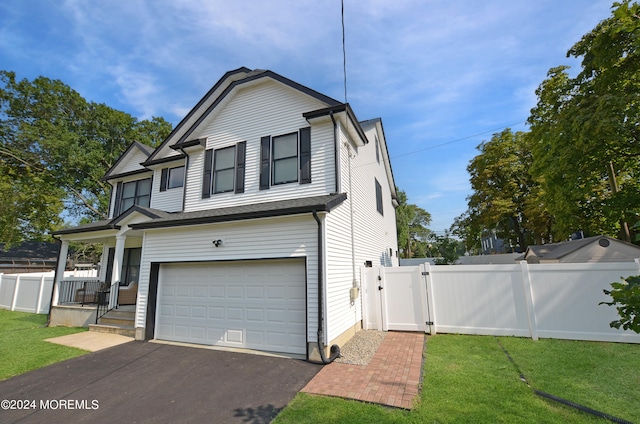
51;68;399;362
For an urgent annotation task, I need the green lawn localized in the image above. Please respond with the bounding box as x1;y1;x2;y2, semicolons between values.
0;309;89;380
275;334;639;424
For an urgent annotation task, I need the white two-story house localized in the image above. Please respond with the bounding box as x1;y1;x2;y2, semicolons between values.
51;67;398;362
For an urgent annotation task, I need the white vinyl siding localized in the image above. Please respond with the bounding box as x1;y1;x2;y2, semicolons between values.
323;121;398;343
135;215;319;343
183;80;335;211
151;166;183;212
112;148;151;175
324;201;360;344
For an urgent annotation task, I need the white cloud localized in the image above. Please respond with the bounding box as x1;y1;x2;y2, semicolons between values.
107;66;160;120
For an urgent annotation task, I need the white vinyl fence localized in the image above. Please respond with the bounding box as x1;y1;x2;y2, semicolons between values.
0;272;55;314
363;261;640;343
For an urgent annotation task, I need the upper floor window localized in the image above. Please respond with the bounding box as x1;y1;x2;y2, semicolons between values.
260;127;311;190
375;136;380;164
213;146;236;193
115;178;151;215
272;133;298;185
375;178;384;216
202;142;246;198
160;166;184;191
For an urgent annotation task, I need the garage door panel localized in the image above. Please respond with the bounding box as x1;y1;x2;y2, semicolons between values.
209;306;224;319
207;328;224;341
157;259;306;355
227;307;243;321
246;286;264;299
246;308;264;322
192;286;207;297
192;306;206;318
191;326;206;340
207;286;223;298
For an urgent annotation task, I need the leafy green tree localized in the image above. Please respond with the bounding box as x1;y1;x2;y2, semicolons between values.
0;165;64;244
396;189;432;258
430;231;464;264
0;71;172;245
601;275;640;333
450;210;481;255
460;129;551;252
528;1;640;241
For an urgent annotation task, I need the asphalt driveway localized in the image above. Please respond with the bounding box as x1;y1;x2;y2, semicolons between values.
0;341;321;423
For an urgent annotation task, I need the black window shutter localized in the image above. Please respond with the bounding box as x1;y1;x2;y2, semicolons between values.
160;168;168;192
259;136;271;190
235;141;246;193
114;181;123;216
299;127;311;184
202;149;213;198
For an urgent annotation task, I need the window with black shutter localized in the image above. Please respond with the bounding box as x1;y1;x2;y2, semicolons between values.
375;178;383;216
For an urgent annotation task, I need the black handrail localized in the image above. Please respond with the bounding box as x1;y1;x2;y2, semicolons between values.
95;283;119;323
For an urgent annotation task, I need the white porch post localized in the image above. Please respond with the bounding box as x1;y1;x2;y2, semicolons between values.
110;235;126;309
52;240;69;306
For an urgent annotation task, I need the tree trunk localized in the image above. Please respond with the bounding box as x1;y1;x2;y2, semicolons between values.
607;161;631;243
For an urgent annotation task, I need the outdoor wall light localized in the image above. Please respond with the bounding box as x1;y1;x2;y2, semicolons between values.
212;239;223;247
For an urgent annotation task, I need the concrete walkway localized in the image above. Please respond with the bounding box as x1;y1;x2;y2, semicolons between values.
45;331;133;352
302;331;425;409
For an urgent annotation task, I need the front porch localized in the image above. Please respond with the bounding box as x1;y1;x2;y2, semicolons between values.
50;278;138;337
50;209;154;338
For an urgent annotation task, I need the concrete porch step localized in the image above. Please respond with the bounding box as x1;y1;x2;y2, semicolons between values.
91;306;136;337
98;316;134;327
102;309;135;320
89;323;136;338
98;308;135;327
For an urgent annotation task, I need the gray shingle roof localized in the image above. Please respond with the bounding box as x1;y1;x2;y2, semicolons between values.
130;193;347;230
51;205;173;236
52;194;348;236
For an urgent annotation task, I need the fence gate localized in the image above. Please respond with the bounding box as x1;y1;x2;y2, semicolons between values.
362;264;432;333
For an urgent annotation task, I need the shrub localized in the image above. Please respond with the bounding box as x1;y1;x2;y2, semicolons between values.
601;275;640;333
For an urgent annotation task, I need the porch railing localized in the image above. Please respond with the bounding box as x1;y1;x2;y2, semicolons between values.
95;284;117;323
57;279;104;306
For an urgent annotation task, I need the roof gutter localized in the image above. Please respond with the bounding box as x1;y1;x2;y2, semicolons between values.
312;211;340;364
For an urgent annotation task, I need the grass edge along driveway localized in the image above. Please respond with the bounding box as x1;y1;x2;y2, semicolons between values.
0;309;88;381
275;334;639;424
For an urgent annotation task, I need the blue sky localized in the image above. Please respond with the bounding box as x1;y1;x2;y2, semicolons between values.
0;0;615;233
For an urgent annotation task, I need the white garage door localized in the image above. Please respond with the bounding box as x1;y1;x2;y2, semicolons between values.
156;259;306;355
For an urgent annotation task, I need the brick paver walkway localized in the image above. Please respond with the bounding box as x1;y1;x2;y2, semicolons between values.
301;331;425;409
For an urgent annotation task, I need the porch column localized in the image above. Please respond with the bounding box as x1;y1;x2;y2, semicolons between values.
109;235;126;309
52;240;69;306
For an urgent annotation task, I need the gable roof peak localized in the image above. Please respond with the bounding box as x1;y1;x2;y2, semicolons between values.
102;141;154;181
